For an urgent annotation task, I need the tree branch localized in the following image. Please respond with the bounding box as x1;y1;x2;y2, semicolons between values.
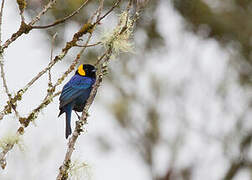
32;0;90;29
0;0;5;46
75;41;101;47
94;0;122;26
48;33;58;88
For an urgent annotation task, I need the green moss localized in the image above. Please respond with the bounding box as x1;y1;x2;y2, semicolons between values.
16;0;27;13
79;23;94;34
17;127;24;135
4;104;12;114
20;21;32;34
19;117;29;127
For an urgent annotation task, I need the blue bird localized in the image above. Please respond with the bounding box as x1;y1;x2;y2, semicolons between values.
58;64;96;139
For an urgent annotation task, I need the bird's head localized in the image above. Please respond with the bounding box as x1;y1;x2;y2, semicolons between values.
76;64;96;78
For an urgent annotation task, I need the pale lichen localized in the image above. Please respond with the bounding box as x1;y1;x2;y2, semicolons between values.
69;160;92;180
101;11;134;57
0;133;25;152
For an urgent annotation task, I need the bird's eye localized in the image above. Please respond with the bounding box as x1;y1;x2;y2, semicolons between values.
78;64;86;76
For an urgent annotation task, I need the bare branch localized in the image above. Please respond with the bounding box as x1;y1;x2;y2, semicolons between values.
28;0;57;26
75;41;101;47
88;0;104;24
94;0;122;26
0;0;5;46
96;0;104;21
94;50;109;67
0;55;11;103
32;0;90;29
0;54;20;118
16;0;26;22
48;33;58;88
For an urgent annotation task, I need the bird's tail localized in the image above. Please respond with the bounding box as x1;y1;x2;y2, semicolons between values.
65;109;72;139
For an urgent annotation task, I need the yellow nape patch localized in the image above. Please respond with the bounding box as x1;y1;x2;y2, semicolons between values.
78;64;86;76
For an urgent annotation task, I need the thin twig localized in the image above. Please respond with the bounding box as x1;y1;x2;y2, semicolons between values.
96;0;104;21
28;0;57;26
0;0;5;46
0;53;20;118
20;12;25;23
48;33;58;88
94;0;122;26
0;55;11;100
119;0;133;35
16;0;26;22
32;0;90;29
88;0;104;24
94;50;109;67
53;91;61;98
75;41;101;47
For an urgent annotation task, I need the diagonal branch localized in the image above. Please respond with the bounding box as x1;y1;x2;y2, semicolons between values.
32;0;90;29
28;0;57;26
94;0;122;26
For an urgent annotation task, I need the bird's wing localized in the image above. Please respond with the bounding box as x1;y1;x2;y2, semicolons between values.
59;76;94;108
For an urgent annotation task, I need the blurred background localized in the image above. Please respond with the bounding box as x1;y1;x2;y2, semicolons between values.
0;0;252;179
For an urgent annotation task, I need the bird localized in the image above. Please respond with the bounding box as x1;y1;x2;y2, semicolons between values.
58;64;96;139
